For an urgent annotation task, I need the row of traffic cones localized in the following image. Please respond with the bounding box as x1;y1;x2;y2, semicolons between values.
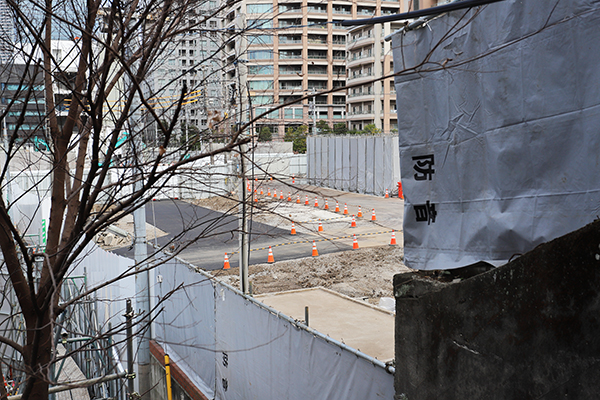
252;185;381;223
222;230;398;268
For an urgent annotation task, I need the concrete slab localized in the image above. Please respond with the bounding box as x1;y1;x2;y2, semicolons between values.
255;287;394;362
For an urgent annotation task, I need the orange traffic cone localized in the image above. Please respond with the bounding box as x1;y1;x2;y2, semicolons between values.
292;175;295;184
267;246;275;263
273;189;278;199
260;188;264;195
371;209;377;221
351;215;356;228
314;196;319;207
296;194;300;204
267;187;271;196
291;223;297;235
357;206;363;218
280;190;284;200
343;203;349;215
390;230;397;245
324;199;329;210
270;176;273;181
223;253;231;269
305;195;309;206
352;234;359;250
312;241;319;257
385;189;389;198
334;201;340;213
247;180;251;192
398;181;404;199
318;219;323;232
254;195;258;202
287;192;291;202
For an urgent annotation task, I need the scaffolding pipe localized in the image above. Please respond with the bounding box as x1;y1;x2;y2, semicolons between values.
7;372;127;400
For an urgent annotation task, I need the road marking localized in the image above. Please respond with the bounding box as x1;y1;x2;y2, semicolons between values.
228;230;397;255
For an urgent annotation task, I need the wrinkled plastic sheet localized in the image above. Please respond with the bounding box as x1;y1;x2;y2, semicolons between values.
214;282;394;400
392;0;600;270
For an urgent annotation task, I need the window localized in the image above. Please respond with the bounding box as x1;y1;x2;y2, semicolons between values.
248;50;273;60
294;108;303;119
248;80;274;90
248;35;273;45
210;20;217;28
209;1;216;8
248;65;274;75
251;95;274;105
247;4;273;14
247;19;272;29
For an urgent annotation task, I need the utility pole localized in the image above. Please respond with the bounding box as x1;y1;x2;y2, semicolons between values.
236;60;249;295
310;90;317;136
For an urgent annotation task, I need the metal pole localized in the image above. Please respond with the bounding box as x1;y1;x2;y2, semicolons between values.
125;299;135;397
238;143;249;294
311;92;317;136
133;183;150;395
164;354;173;400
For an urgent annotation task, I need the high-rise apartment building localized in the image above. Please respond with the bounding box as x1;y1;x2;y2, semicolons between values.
224;1;360;139
223;0;444;139
147;2;223;144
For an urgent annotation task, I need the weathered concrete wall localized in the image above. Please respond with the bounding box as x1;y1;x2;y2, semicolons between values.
393;220;600;400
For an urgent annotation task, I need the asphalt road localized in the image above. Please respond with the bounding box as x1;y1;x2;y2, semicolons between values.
115;199;352;270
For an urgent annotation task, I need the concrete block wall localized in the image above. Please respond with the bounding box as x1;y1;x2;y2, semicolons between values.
393;220;600;399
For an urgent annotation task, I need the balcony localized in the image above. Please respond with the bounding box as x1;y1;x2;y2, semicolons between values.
307;6;327;13
332;8;351;15
348;72;374;81
279;84;303;91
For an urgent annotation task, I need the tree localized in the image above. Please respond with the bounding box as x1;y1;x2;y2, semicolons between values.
0;0;249;398
316;120;331;135
258;126;272;142
362;123;382;135
333;122;348;135
283;125;308;153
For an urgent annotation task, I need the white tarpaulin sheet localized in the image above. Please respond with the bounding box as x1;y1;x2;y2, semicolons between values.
392;0;600;270
153;255;395;400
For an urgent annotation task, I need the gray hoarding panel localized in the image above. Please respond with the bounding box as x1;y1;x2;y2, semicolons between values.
357;137;366;193
314;138;322;186
393;0;600;270
327;137;336;188
365;137;375;194
342;138;351;191
374;137;385;195
349;138;359;192
335;137;344;190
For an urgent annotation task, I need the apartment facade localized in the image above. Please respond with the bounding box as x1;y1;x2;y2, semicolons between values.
147;1;224;144
223;1;356;139
223;0;442;139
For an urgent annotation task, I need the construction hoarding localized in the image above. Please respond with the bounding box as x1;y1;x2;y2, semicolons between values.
392;0;600;270
154;254;395;400
307;135;401;196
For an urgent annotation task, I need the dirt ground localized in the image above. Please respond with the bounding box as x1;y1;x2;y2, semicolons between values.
192;195;412;304
97;195;412;305
212;245;410;305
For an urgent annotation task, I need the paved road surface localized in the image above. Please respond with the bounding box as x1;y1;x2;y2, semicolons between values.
115;186;404;270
